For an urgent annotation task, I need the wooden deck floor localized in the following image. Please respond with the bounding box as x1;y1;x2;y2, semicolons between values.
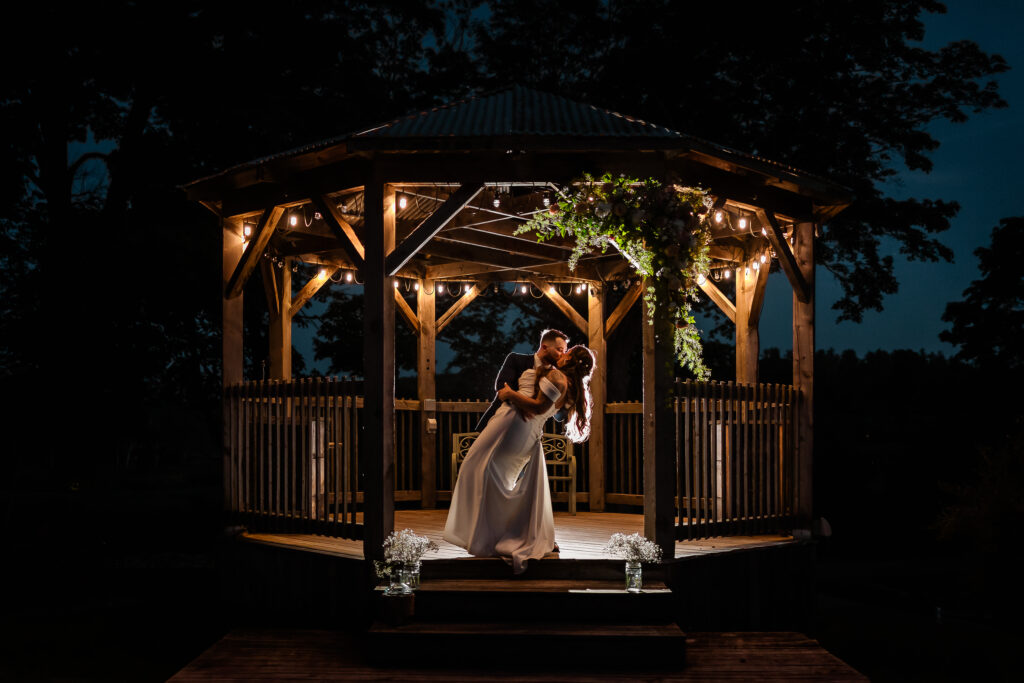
243;509;795;560
170;628;866;681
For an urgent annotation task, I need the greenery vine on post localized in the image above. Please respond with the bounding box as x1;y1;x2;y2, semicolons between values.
515;173;713;380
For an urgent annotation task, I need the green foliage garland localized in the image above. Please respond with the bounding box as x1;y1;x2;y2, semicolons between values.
516;173;713;380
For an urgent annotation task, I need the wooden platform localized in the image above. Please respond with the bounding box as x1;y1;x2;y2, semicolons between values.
242;509;795;560
170;628;867;681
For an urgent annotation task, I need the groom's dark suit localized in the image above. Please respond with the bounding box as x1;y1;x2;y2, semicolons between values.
475;352;565;432
475;352;535;432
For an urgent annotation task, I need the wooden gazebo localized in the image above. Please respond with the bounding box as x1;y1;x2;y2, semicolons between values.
185;86;851;564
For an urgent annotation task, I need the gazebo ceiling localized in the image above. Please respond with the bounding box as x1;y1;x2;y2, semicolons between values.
188;86;852;284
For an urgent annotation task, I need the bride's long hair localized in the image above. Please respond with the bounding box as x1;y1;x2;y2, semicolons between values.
538;345;596;444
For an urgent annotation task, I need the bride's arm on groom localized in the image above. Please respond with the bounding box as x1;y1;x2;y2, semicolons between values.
497;372;566;414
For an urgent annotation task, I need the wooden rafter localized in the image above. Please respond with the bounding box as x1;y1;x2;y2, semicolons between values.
436;281;484;333
440;227;569;261
289;267;337;318
311;194;366;270
605;283;643;337
530;277;587;333
747;261;770;329
225;205;284;299
259;258;280;319
386;183;484;275
424;261;511;280
425;238;550;271
756;208;809;303
394;289;420;334
698;277;736;324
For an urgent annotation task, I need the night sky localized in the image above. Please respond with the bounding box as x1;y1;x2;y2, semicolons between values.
291;0;1023;373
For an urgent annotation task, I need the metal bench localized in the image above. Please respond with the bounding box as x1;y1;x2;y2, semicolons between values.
451;431;577;515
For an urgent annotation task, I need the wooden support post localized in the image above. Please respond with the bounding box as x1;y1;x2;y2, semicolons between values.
418;278;437;508
223;217;244;515
362;180;396;559
269;257;292;380
587;283;607;512
793;221;815;530
642;278;676;559
734;262;759;384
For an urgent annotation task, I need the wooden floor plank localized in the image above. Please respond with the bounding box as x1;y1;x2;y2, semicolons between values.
170;629;867;681
242;510;795;561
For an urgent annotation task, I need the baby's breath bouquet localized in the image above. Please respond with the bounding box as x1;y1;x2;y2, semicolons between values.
383;528;439;564
603;532;663;563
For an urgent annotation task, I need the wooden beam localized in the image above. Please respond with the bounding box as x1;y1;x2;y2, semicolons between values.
269;257;292;380
225;205;284;299
424;261;512;280
441;228;570;261
385;183;483;275
697;277;736;324
530;277;587;334
436;281;484;333
747;260;770;329
735;262;758;384
587;284;607;512
793;222;815;530
394;288;420;334
289;267;336;319
757;209;809;303
259;258;280;319
418;279;437;508
642;278;676;559
222;218;244;387
425;238;552;271
361;181;396;560
605;283;642;337
311;194;366;270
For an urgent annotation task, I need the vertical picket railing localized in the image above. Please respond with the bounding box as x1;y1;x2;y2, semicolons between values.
225;377;363;540
675;379;795;539
605;402;644;505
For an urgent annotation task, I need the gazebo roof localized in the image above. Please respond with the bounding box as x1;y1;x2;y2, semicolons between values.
184;86;852;212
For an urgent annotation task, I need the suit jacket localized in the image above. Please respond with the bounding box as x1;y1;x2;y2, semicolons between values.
475;352;565;432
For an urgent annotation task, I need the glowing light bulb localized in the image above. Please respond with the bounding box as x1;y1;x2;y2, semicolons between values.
575;284;582;294
697;273;706;285
393;280;400;289
290;214;298;227
744;266;751;277
714;211;723;224
549;286;555;294
582;283;588;291
243;224;253;237
760;253;768;264
520;284;528;294
724;269;731;280
464;283;471;293
318;268;327;278
414;282;419;291
437;283;445;294
398;195;408;210
314;212;322;220
753;261;760;272
493;197;500;208
345;271;353;282
542;196;550;207
738;217;748;230
761;227;767;236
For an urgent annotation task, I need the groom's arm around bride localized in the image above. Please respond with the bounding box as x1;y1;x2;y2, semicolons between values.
474;351;533;432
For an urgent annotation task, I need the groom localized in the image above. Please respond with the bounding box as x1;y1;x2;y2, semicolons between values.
475;328;569;431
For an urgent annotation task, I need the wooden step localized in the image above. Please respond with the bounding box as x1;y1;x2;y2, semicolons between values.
397;578;675;623
421;556;670;581
367;619;687;670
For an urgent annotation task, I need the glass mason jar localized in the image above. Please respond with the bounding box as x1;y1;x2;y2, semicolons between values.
387;564;412;596
625;561;643;593
401;561;422;591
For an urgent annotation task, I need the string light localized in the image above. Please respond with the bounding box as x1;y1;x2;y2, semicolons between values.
290;214;298;227
243;224;253;238
761;227;767;237
738;217;748;230
714;211;724;224
437;282;445;294
393;280;400;289
493;196;501;208
314;212;322;220
697;273;707;285
398;194;408;210
575;284;583;294
414;281;420;291
318;268;328;278
549;286;555;294
542;195;550;207
464;283;471;293
753;261;760;272
724;269;731;280
520;284;528;294
760;253;768;264
345;271;353;283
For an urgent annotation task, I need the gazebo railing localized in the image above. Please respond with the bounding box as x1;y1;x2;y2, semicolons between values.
675;379;796;539
224;377;794;540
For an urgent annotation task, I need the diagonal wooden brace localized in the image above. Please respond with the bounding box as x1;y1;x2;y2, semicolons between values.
757;208;809;303
386;183;484;276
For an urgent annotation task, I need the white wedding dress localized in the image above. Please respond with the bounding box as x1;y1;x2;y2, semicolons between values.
443;368;562;574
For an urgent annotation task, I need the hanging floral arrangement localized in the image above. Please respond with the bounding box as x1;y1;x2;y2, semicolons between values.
515;172;713;380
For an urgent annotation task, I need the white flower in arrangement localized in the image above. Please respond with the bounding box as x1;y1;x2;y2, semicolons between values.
383;528;440;564
602;532;663;563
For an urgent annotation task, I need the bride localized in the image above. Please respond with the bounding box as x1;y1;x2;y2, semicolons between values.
443;345;596;574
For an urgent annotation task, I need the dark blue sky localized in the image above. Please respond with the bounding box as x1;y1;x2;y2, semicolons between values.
294;0;1022;373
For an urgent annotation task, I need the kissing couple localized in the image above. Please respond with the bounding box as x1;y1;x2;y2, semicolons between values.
443;328;596;574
